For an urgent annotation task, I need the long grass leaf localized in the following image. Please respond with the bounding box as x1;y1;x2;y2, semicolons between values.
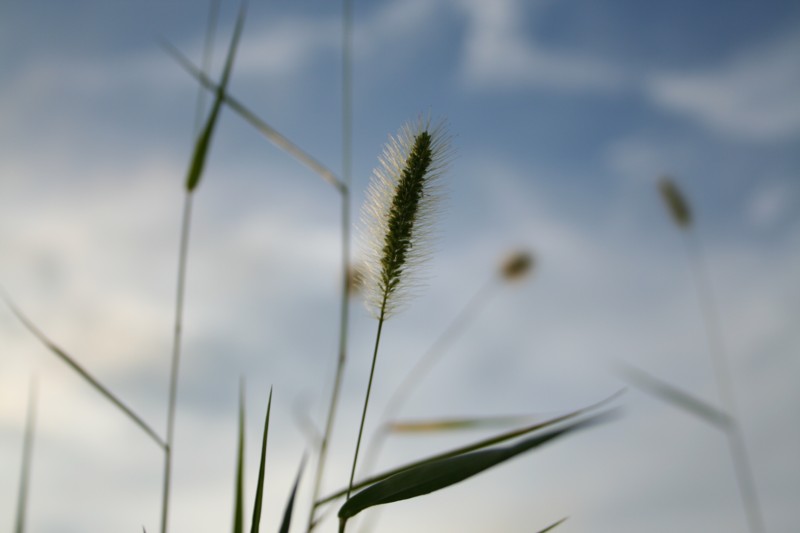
159;41;344;193
278;455;307;533
536;516;568;532
388;414;545;434
233;382;246;533
338;416;608;521
614;361;731;430
250;387;273;533
318;391;622;507
14;378;37;533
0;289;165;449
185;0;248;192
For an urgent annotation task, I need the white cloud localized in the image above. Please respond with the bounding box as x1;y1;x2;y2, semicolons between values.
647;31;800;140
453;0;624;91
747;180;798;230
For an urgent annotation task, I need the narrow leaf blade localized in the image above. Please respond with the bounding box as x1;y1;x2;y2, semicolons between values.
338;415;608;521
536;516;568;532
233;382;246;533
250;387;273;533
14;378;37;533
185;0;248;192
278;455;307;533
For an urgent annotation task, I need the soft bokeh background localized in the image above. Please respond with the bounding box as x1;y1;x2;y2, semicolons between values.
1;1;799;532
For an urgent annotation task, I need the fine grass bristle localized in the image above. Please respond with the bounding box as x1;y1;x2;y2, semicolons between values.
361;119;450;318
658;176;692;228
500;250;535;282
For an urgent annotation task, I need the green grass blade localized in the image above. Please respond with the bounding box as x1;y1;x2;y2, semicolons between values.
536;517;568;532
185;0;248;192
278;455;306;533
318;391;622;507
14;378;38;533
388;414;545;434
338;416;608;521
0;288;165;449
159;41;345;193
233;382;246;533
250;387;273;533
614;361;732;430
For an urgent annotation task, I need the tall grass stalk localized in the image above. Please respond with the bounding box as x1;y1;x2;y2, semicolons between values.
342;121;449;530
161;3;238;532
306;0;354;530
659;177;765;533
14;378;37;533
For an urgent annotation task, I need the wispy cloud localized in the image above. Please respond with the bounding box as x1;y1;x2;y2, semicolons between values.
453;0;624;92
646;30;800;141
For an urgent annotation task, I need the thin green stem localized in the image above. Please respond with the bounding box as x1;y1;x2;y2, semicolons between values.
346;299;387;511
305;2;353;530
682;232;765;533
0;289;165;449
161;192;194;533
14;377;37;533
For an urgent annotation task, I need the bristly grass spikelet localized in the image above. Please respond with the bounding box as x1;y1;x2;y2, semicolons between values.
343;118;451;525
658;176;692;229
361;118;450;318
500;250;535;282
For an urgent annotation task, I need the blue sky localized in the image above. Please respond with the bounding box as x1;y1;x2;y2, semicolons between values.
1;1;799;532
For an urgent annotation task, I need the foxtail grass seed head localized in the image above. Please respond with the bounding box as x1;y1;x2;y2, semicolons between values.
500;250;535;282
361;118;450;318
658;176;692;229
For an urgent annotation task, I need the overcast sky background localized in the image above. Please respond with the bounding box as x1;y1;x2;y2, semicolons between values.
1;1;799;532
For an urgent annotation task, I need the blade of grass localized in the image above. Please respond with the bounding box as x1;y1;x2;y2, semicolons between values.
318;390;623;507
337;415;608;524
14;377;38;533
536;517;568;532
279;455;307;533
185;0;247;192
233;382;246;533
250;387;273;533
0;289;165;449
159;40;345;193
388;414;546;434
613;361;732;430
162;4;248;532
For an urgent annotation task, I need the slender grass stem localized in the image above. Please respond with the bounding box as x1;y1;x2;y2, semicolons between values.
346;300;387;508
305;3;353;530
0;289;165;449
160;192;194;533
14;377;37;533
682;232;765;533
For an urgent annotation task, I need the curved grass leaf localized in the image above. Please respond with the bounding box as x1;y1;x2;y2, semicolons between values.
388;414;544;434
338;414;610;522
0;288;164;449
14;378;37;533
537;516;568;532
278;455;307;533
614;361;731;430
318;391;622;507
250;387;273;533
233;382;246;533
159;41;344;193
185;0;248;192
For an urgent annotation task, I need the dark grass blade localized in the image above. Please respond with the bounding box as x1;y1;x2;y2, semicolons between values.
318;391;623;507
338;415;609;521
0;289;165;449
14;378;38;533
278;455;307;533
250;387;273;533
159;41;345;193
233;382;246;533
185;0;248;192
536;516;568;532
388;414;545;434
614;361;731;430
